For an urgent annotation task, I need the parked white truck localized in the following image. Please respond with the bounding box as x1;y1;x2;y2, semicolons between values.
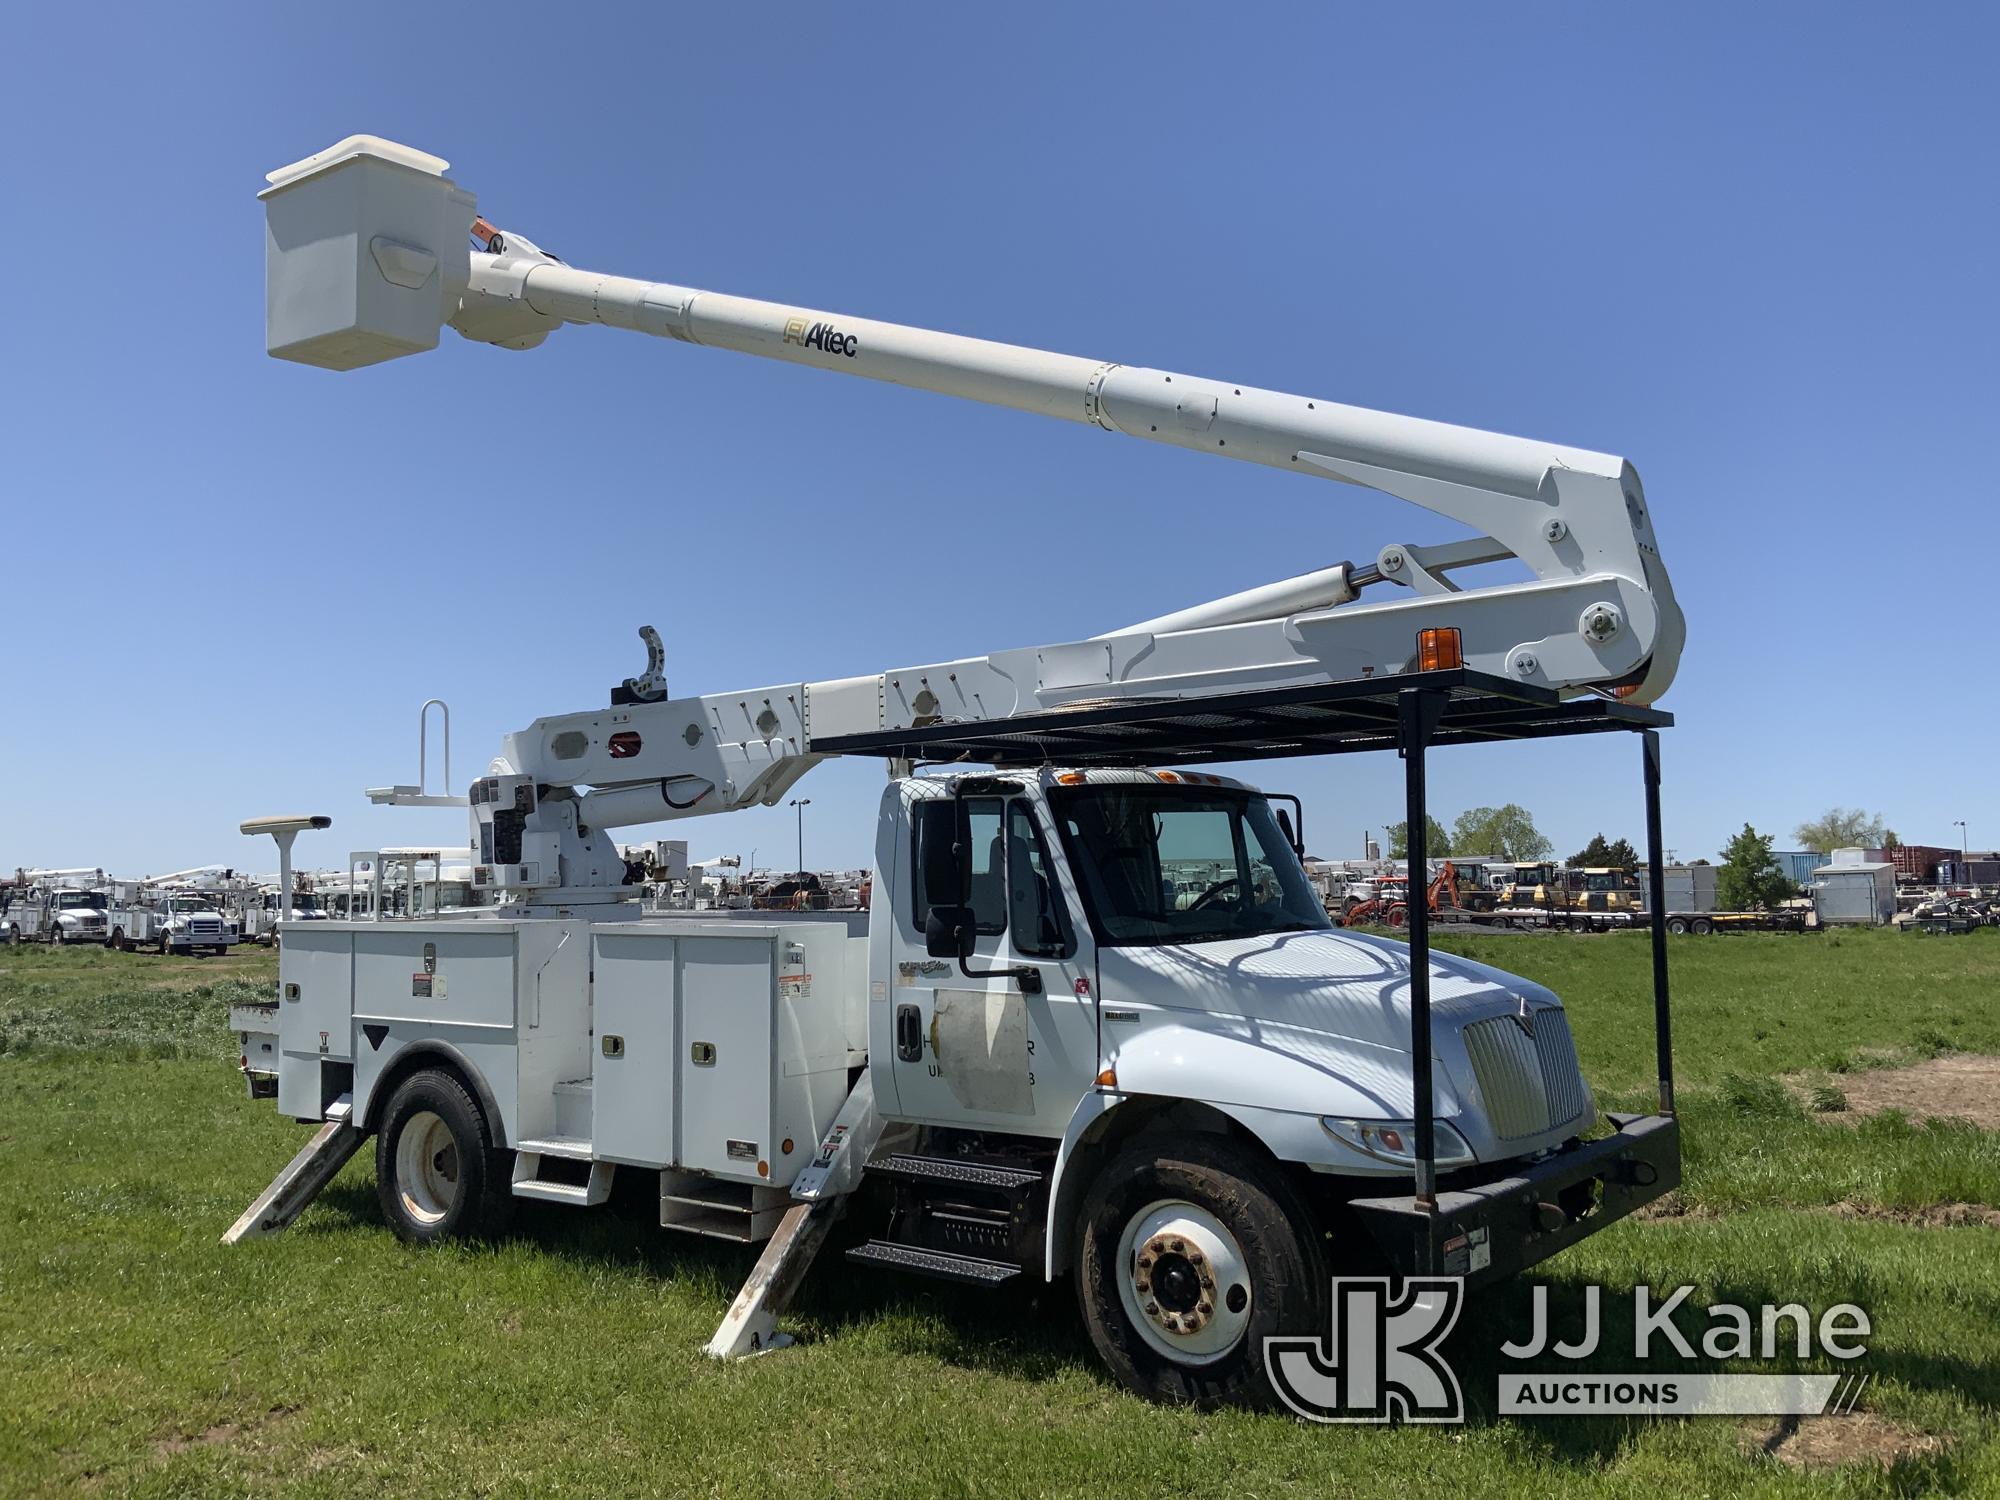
227;136;1686;1408
109;890;234;955
3;872;113;945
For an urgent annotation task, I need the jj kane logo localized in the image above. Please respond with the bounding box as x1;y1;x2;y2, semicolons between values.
783;315;859;358
1267;1277;1873;1423
1266;1278;1465;1423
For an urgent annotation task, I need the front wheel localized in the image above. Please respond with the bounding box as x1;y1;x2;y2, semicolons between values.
376;1069;512;1245
1666;916;1690;935
1075;1136;1326;1408
157;932;171;956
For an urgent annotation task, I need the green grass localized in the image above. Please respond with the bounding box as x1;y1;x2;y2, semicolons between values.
2;932;1998;1495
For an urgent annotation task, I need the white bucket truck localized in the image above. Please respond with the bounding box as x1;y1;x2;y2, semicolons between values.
228;137;1688;1407
3;871;113;945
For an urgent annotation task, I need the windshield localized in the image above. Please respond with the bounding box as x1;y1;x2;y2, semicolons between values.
1050;785;1330;947
55;891;107;910
167;897;217;912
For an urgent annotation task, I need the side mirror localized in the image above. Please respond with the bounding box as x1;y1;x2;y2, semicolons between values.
925;905;975;959
922;815;968;909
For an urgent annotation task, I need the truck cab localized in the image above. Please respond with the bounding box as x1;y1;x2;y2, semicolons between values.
43;887;112;945
152;894;231;955
876;766;1602;1188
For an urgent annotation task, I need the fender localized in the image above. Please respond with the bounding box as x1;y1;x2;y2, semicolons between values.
360;1038;510;1148
1041;1022;1473;1279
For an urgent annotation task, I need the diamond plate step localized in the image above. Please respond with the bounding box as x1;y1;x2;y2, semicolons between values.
864;1154;1043;1191
845;1240;1021;1287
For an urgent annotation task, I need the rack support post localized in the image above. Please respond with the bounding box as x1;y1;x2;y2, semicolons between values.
1399;689;1447;1221
1641;729;1675;1115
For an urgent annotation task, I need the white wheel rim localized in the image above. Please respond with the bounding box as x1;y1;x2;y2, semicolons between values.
394;1111;460;1226
1115;1198;1253;1366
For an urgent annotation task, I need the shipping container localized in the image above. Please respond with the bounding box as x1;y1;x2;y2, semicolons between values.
1811;863;1897;926
1885;844;1953;882
1772;850;1825;888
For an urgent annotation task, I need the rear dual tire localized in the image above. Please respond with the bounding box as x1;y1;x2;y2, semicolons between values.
1075;1136;1326;1409
376;1069;512;1245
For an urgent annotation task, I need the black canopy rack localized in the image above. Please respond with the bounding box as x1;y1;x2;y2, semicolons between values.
821;664;1677;1264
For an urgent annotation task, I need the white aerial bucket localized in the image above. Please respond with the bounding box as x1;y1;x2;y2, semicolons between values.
259;136;474;370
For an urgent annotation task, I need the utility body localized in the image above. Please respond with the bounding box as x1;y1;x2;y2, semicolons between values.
228;136;1689;1406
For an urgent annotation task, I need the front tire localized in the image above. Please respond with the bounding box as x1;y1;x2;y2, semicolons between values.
376;1069;512;1245
1075;1136;1326;1408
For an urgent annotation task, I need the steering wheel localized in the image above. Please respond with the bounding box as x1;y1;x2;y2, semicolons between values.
1188;876;1241;911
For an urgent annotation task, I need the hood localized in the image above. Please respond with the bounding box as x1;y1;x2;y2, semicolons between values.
1099;928;1560;1120
1102;927;1552;1051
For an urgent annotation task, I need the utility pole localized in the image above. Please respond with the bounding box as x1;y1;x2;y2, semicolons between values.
790;799;812;878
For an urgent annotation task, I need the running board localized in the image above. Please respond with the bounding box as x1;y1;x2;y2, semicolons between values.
221;1106;366;1244
845;1240;1021;1287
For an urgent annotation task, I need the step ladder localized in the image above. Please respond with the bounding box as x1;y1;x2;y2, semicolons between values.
844;1150;1048;1289
512;1135;613;1206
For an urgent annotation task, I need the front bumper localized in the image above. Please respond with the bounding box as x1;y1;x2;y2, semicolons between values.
1346;1112;1679;1284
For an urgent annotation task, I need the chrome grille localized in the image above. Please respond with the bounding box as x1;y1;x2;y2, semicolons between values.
189;918;223;938
1463;1008;1592;1141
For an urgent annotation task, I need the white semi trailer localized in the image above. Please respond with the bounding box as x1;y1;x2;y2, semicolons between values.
228;137;1687;1407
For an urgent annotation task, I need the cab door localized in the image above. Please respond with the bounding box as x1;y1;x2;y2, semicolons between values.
886;790;1095;1138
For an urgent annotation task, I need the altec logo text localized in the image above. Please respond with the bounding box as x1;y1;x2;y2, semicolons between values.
782;316;858;358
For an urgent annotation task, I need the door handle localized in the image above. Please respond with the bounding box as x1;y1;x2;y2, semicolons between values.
895;1003;922;1063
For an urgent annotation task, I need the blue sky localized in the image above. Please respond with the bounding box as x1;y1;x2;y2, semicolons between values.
4;6;1995;879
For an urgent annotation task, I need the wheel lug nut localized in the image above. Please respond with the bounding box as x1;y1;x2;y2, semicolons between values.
1170;1239;1185;1252
1189;1250;1204;1265
1199;1303;1213;1317
1145;1302;1158;1316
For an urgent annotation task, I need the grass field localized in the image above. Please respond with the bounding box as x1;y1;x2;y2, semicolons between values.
3;930;1997;1495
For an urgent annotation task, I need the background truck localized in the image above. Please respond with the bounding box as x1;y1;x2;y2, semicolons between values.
2;874;113;945
109;890;233;954
225;134;1688;1408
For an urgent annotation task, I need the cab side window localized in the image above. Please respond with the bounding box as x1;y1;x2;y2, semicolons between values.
1007;802;1072;957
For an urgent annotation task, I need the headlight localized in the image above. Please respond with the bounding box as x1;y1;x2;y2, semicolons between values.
1321;1116;1476;1168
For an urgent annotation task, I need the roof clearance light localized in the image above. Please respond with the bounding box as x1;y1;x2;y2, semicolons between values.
1056;771;1087;785
1416;627;1463;672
